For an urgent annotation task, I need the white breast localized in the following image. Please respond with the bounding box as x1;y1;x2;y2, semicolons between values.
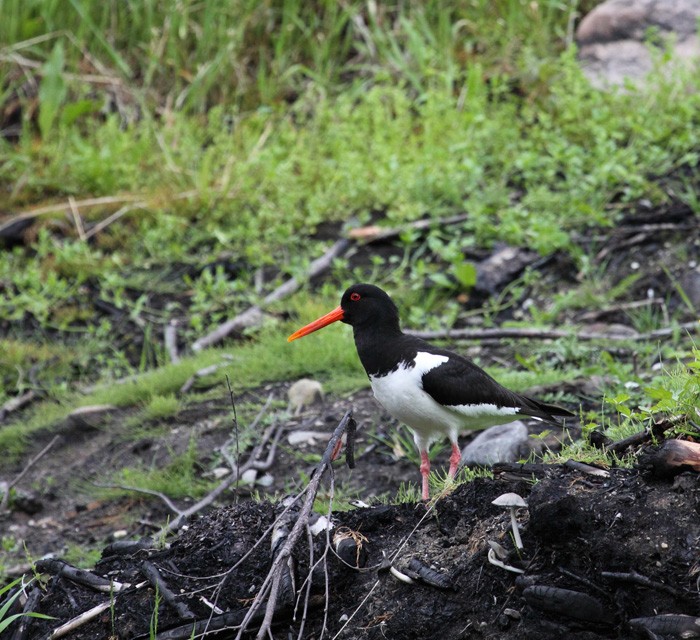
370;351;522;450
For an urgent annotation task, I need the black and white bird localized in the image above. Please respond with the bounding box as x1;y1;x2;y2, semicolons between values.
288;283;573;500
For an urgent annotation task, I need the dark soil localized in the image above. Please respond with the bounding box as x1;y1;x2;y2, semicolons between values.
12;463;700;640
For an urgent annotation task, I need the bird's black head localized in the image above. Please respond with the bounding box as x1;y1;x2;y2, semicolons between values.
339;284;400;332
287;283;401;342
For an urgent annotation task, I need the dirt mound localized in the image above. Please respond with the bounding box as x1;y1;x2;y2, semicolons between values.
11;463;699;639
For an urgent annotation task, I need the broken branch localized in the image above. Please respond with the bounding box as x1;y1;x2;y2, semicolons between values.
191;238;352;351
407;320;699;343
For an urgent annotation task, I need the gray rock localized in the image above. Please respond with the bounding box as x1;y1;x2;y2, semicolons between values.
679;265;700;310
461;422;529;466
576;0;700;88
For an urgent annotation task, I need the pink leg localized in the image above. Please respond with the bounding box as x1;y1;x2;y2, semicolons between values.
419;450;431;501
448;442;461;479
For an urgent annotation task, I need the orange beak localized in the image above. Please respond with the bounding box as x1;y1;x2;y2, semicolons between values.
287;306;344;342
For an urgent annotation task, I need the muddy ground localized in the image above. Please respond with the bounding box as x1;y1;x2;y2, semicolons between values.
1;199;699;639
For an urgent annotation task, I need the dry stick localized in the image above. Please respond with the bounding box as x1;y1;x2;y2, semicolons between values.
83;203;143;239
179;360;233;394
93;481;182;515
191;238;352;352
407;320;699;343
1;435;60;510
577;297;666;322
0;390;37;423
45;601;113;640
67;196;86;240
347;213;469;242
233;410;354;640
157;425;282;535
601;570;682;598
0;190;199;237
142;561;196;620
11;583;42;640
137;489;312;639
34;558;133;593
294;526;319;640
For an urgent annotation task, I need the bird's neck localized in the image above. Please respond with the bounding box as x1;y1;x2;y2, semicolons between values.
352;323;405;376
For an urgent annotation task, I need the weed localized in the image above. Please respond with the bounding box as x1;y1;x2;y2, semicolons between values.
62;543;101;569
143;394;180;421
0;577;53;633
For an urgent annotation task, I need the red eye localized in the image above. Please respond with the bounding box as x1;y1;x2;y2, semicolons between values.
350;292;361;301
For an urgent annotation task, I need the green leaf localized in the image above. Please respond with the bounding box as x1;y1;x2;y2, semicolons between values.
61;99;101;127
38;42;68;139
453;261;477;288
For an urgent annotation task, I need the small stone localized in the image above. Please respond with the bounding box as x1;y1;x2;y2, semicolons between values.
240;469;258;485
287;379;324;415
287;430;332;446
113;530;128;539
257;474;274;488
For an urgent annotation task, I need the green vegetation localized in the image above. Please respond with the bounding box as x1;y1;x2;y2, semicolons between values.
0;1;698;505
0;577;53;632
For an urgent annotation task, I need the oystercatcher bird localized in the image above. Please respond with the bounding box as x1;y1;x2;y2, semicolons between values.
288;284;573;500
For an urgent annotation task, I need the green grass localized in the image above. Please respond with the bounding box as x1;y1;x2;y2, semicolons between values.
107;437;212;500
0;1;586;113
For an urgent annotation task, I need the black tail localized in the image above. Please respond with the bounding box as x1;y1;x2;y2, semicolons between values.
520;396;575;423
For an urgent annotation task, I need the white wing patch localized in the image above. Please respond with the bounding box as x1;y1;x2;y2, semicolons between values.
370;351;522;450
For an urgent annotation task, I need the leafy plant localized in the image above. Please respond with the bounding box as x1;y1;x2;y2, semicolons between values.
0;577;53;634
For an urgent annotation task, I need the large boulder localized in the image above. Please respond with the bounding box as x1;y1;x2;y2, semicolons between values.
576;0;700;87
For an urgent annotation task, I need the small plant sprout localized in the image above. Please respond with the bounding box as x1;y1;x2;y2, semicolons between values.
492;492;528;550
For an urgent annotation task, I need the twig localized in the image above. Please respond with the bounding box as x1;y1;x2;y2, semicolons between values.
407;320;699;343
83;203;144;239
10;583;42;640
0;390;37;423
234;410;355;640
347;213;469;243
577;297;666;322
67;196;86;240
601;570;682;597
45;601;113;639
191;238;352;352
93;481;183;516
0;190;198;237
164;320;180;363
179;360;233;394
602;416;682;454
142;561;195;620
35;558;131;593
1;435;60;510
160;424;284;535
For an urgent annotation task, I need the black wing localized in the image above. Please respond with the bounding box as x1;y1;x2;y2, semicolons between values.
420;348;573;422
